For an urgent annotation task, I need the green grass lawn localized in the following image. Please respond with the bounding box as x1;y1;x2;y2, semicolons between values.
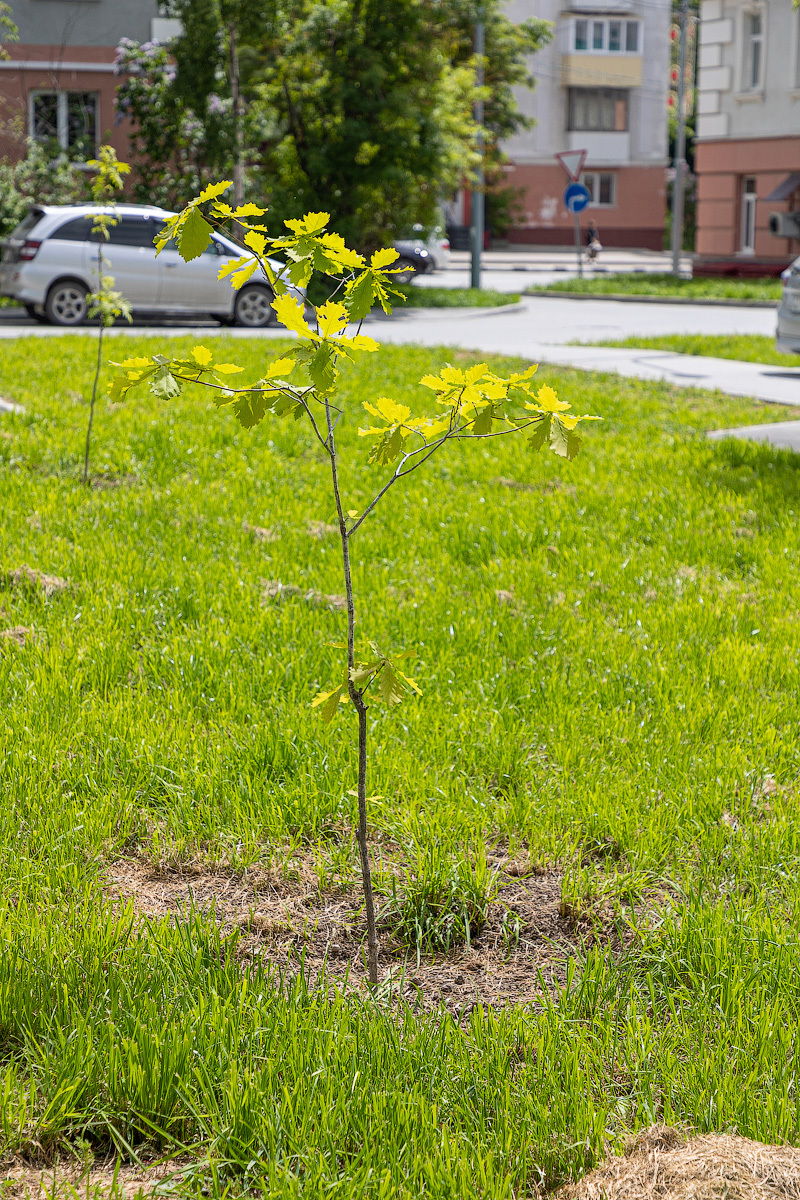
589;333;800;367
3;335;800;1196
395;284;519;307
529;272;782;302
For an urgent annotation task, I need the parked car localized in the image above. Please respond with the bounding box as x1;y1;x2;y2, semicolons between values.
393;223;451;283
0;204;304;327
777;257;800;354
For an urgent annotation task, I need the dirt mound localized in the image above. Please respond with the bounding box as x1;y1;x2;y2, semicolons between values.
561;1126;800;1200
2;566;69;597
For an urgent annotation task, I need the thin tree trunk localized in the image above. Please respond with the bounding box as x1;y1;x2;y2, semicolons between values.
325;408;379;987
229;20;244;210
83;320;103;485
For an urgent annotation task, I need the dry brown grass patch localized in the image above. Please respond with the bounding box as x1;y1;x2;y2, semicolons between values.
2;566;69;598
0;626;30;646
559;1126;800;1200
0;1159;178;1200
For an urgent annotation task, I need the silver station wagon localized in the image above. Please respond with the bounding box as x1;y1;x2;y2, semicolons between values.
0;203;302;327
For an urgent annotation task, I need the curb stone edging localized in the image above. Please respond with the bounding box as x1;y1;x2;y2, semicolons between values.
525;290;779;310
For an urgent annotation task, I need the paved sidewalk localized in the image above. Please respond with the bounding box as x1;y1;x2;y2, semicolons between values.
708;421;800;449
418;247;691;293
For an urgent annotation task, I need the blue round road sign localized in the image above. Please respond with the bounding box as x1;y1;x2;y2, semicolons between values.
564;182;591;214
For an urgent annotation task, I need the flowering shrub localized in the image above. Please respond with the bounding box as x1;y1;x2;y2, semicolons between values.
115;39;231;209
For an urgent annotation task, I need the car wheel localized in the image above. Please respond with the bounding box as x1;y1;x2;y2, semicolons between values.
393;257;418;285
23;303;47;323
234;285;275;328
45;280;88;326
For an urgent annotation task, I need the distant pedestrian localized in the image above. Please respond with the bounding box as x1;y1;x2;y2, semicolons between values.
586;222;602;262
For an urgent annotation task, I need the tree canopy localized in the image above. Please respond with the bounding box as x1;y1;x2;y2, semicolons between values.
116;0;551;244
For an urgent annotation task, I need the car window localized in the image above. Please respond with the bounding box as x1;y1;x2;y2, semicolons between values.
9;210;44;240
106;216;163;249
156;227;223;257
52;216;95;242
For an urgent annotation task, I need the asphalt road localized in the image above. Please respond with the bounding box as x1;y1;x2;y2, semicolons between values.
1;294;795;409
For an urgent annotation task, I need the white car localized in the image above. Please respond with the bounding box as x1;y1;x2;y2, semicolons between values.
0;203;302;327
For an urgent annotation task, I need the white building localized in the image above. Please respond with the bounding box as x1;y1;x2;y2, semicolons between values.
695;0;800;265
497;0;671;247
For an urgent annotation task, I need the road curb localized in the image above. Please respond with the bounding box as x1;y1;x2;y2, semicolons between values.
374;302;525;320
525;291;779;310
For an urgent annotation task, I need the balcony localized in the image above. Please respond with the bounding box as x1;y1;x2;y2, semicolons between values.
562;54;643;88
567;131;631;165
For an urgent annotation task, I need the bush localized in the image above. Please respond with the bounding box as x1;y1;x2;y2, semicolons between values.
0;141;88;239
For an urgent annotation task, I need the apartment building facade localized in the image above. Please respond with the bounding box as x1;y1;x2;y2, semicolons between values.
496;0;671;248
0;1;178;162
695;0;800;265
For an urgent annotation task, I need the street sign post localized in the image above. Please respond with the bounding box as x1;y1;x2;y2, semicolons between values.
556;150;589;277
555;149;587;182
563;181;591;278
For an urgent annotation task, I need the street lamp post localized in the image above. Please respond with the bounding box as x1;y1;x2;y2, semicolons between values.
470;14;485;291
671;0;690;277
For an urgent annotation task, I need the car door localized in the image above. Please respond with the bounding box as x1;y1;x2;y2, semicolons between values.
88;215;163;309
156;234;233;315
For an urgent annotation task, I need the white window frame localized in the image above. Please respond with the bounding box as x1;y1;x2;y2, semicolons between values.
740;8;765;94
582;171;617;208
28;89;99;157
740;176;757;253
571;17;641;54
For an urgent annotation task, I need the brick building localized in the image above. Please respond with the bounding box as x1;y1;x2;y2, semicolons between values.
0;1;177;163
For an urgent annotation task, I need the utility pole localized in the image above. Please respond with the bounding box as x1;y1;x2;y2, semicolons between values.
671;0;690;276
229;18;244;210
470;13;485;290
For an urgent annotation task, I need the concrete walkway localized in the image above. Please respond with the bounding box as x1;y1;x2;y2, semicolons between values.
707;421;800;449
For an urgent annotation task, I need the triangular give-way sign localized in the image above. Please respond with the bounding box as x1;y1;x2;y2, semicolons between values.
555;149;587;181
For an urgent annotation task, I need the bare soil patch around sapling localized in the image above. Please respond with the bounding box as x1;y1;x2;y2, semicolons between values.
104;850;642;1017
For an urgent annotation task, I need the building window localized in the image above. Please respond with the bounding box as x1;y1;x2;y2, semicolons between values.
568;88;629;132
29;91;98;160
742;11;764;91
740;176;757;252
582;172;617;207
572;18;640;53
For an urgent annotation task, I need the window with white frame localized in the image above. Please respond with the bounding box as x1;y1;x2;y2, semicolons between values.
572;17;640;53
582;172;617;207
741;10;765;92
30;91;98;160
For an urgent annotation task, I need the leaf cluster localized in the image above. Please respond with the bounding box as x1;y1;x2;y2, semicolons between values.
312;643;421;724
110;185;600;720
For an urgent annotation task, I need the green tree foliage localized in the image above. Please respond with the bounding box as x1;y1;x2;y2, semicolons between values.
115;0;550;244
0;1;17;59
110;183;598;982
0;141;87;239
